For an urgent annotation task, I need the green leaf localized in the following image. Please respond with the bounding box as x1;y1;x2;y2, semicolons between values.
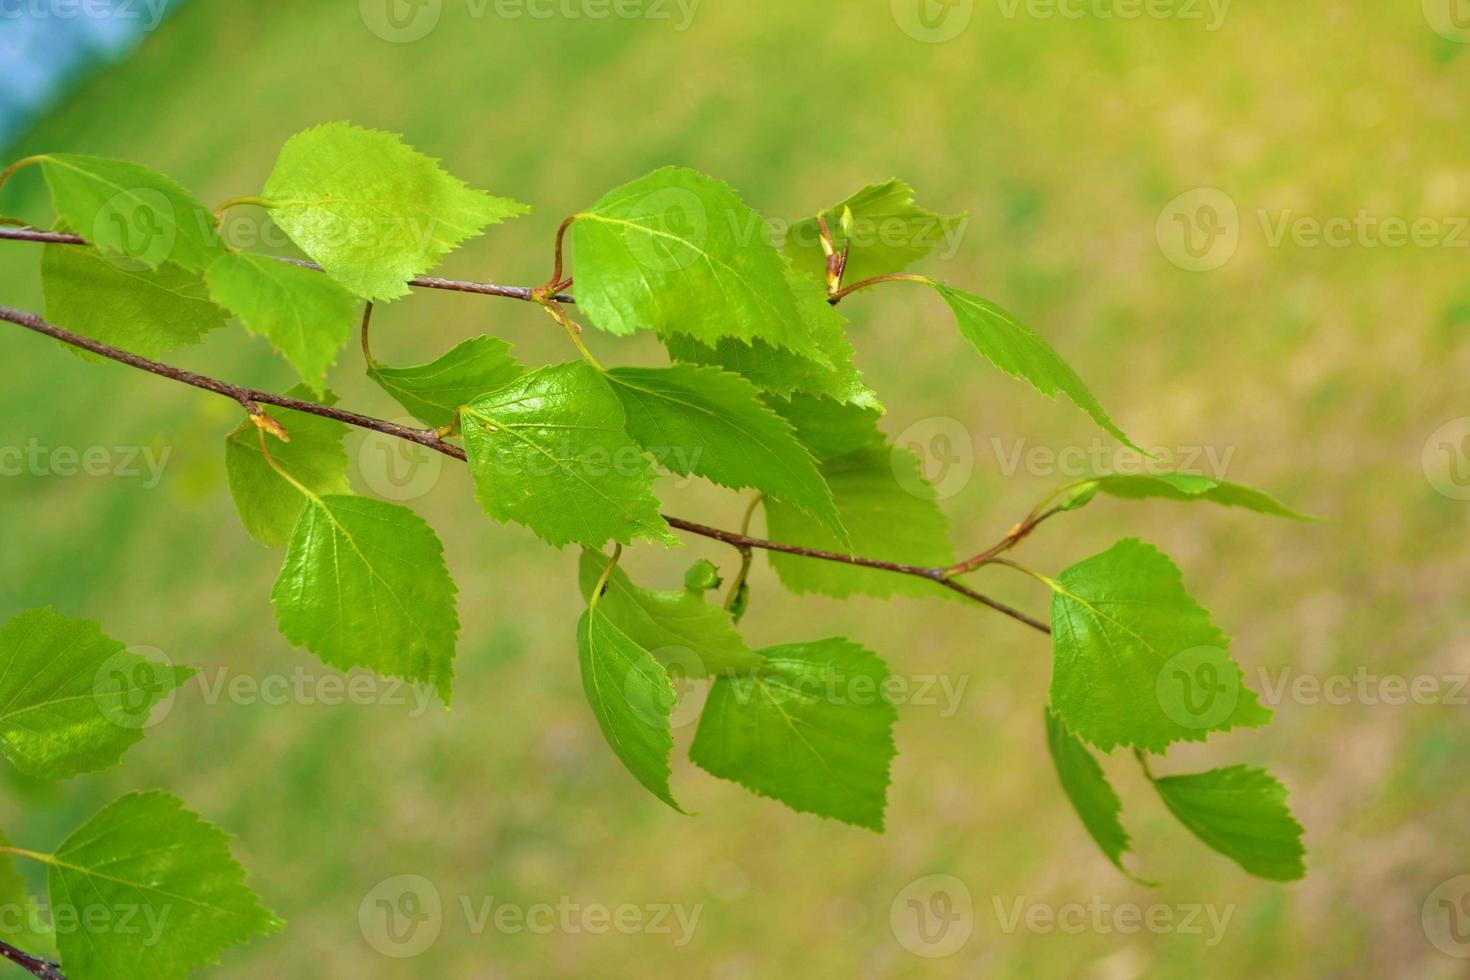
368;336;522;428
765;445;955;599
578;550;762;677
271;495;458;702
42;244;227;358
605;364;844;538
461;363;674;549
45;791;282;979
785;178;967;284
1044;707;1151;883
0;608;193;780
34;153;223;270
690;637;896;831
223;391;352;547
1073;473;1317;521
767;392;886;460
0;832;54;962
205;251;357;393
1047;538;1271;753
260;122;529;301
576;607;683;812
1151;765;1306;881
663;268;879;407
933;283;1143;452
573;167;826;362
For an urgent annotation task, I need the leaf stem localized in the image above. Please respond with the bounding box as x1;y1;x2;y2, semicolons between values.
212;195;275;218
828;272;931;304
359;301;378;370
723;493;763;612
0;155;45;196
587;544;622;612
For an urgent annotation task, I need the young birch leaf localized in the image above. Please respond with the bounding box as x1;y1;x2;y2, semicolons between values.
1151;765;1306;881
271;495;458;703
933;283;1144;452
765;445;955;600
605;364;845;539
1044;707;1151;884
223;391;351;547
690;637;896;831
0;832;54;962
368;336;522;428
785;178;967;284
45;791;282;980
663;267;880;408
260;122;529;301
768;392;886;460
461;363;675;549
1072;473;1317;521
573;167;827;363
0;609;192;780
578;550;763;677
206;251;356;393
577;608;683;812
1047;538;1270;753
34;153;223;270
42;244;227;358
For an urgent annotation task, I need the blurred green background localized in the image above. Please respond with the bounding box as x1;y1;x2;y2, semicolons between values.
2;0;1469;975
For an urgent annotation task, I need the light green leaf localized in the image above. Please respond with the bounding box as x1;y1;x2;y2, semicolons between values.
573;167;826;362
767;392;886;460
1044;707;1151;883
0;832;54;963
42;244;227;358
461;362;674;549
45;791;282;979
578;550;762;677
224;391;352;547
35;153;223;270
1151;764;1306;881
765;445;954;599
206;251;356;393
0;608;193;780
577;607;683;812
1047;538;1271;753
1072;473;1317;521
682;559;722;592
605;364;844;538
690;637;896;831
271;495;458;702
663;268;879;407
261;122;529;301
368;336;522;428
785;178;967;284
933;283;1143;452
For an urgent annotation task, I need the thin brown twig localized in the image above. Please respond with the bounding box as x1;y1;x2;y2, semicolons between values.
0;226;574;304
0;939;64;980
0;305;1051;636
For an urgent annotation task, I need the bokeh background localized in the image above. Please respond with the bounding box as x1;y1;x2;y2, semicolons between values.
2;1;1469;976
